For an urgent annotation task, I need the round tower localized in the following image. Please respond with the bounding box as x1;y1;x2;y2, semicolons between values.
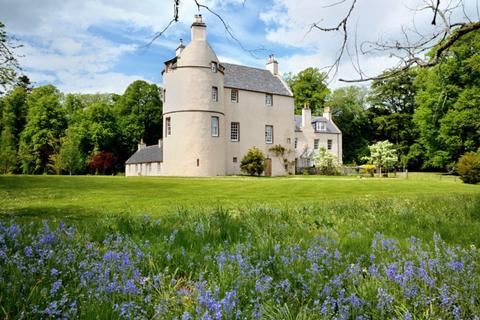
162;15;226;176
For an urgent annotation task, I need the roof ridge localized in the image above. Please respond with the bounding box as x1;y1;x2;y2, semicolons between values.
220;62;270;73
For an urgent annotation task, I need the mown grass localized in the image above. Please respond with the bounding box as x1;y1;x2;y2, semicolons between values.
0;173;477;219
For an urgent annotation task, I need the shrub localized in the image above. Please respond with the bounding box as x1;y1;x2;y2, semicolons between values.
456;151;480;184
313;147;340;175
240;147;265;176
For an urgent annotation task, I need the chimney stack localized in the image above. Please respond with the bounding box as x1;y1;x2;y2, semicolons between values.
301;102;311;128
138;138;146;151
191;14;206;41
266;54;279;75
176;38;185;56
323;106;331;121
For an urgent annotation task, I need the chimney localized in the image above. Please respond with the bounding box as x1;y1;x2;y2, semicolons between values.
138;138;146;151
301;103;311;128
191;14;206;41
266;54;279;75
323;106;331;121
176;38;185;56
158;139;163;148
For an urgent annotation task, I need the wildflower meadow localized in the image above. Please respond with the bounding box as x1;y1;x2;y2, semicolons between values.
1;175;480;319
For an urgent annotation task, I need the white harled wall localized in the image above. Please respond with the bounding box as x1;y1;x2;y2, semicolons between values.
224;89;295;176
162;16;226;176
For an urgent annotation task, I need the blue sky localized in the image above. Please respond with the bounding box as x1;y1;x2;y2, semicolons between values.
1;0;477;93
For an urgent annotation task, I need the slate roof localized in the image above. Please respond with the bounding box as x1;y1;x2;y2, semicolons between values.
125;145;163;164
221;63;292;96
294;115;341;134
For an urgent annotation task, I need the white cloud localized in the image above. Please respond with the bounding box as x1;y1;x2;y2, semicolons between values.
0;0;202;93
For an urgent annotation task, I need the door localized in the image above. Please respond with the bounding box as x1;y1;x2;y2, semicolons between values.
265;158;272;177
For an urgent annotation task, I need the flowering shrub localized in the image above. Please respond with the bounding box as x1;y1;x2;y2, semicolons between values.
1;218;479;319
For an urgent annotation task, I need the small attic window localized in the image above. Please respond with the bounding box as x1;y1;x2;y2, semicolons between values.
211;62;217;73
316;121;327;132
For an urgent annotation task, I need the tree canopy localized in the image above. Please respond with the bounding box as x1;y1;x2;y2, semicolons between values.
285;68;330;115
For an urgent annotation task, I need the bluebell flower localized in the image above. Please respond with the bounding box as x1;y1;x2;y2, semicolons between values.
50;280;62;295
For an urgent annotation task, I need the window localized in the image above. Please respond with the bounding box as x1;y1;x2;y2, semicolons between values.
212;86;218;102
314;139;319;150
231;122;239;142
231;89;238;103
211;116;219;137
287;138;291;144
165;117;171;136
294;138;298;149
211;62;217;73
316;121;327;132
163;89;166;103
233;157;238;163
327;139;333;150
265;125;273;144
197;159;200;167
265;94;273;106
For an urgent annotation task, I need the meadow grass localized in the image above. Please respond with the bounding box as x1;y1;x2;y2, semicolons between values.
1;174;479;319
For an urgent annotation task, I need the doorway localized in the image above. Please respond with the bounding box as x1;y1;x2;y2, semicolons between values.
265;158;272;177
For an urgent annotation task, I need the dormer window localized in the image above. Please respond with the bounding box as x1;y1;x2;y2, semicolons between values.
211;62;217;73
316;121;327;132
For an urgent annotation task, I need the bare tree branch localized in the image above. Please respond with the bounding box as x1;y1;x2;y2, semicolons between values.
309;0;357;79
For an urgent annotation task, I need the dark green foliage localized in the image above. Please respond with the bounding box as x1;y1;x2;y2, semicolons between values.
414;30;480;169
456;151;480;184
284;68;330;115
330;86;371;164
368;70;419;169
240;147;265;176
114;80;163;155
18;85;66;174
0;126;16;173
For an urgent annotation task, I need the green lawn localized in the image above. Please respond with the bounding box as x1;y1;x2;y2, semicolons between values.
0;174;477;219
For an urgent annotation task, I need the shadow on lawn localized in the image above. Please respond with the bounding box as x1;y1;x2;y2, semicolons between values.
0;206;102;222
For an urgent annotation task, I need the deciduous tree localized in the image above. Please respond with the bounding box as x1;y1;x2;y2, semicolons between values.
18;85;66;173
362;140;398;177
285;68;330;115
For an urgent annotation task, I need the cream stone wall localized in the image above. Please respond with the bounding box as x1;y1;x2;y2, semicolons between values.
224;89;295;176
161;15;226;176
294;109;343;168
126;162;162;176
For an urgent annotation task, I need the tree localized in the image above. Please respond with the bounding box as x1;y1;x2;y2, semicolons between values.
329;86;371;164
362;140;398;177
18;85;66;174
456;151;480;184
284;68;330;115
0;22;21;94
84;102;119;153
0;126;17;174
115;80;163;154
368;70;419;169
413;30;480;169
88;151;117;175
313;147;340;175
1;86;28;141
58;133;84;175
240;147;265;176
